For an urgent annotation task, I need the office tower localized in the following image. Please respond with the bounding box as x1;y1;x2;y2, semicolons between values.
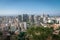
36;15;41;24
43;14;49;23
23;14;29;22
39;15;43;23
18;15;22;22
31;15;35;23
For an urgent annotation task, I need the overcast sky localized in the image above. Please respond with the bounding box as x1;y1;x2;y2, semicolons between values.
0;0;60;16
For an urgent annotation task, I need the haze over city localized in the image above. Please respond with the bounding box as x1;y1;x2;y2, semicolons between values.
0;0;60;40
0;0;60;16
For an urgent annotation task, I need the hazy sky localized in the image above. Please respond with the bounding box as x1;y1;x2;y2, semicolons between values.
0;0;60;16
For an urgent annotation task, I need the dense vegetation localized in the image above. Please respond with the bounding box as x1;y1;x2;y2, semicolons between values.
27;26;53;40
0;26;60;40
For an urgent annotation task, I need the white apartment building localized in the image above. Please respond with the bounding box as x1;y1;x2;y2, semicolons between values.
56;17;60;24
19;22;27;32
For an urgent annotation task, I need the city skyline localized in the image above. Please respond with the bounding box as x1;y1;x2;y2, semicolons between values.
0;0;60;16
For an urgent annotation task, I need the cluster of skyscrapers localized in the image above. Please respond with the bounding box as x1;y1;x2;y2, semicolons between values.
0;14;60;33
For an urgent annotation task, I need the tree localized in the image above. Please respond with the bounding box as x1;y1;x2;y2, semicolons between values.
27;26;53;40
0;31;2;37
52;34;60;40
18;32;26;40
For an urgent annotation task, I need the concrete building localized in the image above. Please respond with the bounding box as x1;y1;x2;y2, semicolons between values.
55;17;60;24
19;22;27;32
23;14;29;22
18;15;22;22
29;15;35;25
34;15;41;26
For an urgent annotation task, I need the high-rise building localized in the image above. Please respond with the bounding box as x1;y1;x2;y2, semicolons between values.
30;15;35;23
40;17;43;23
18;15;22;22
43;14;49;23
19;22;27;31
35;15;41;25
23;14;29;22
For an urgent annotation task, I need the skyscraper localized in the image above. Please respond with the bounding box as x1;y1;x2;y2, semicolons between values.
23;14;29;22
18;15;22;22
29;15;34;23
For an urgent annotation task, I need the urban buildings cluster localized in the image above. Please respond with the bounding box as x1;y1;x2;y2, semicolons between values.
0;14;60;34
